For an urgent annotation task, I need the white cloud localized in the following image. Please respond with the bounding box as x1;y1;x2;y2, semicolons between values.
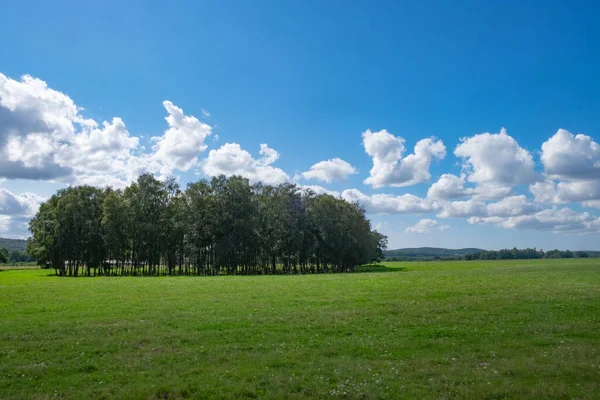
151;101;212;172
437;199;488;219
437;195;540;219
362;129;446;188
582;200;600;209
301;158;357;183
341;189;439;214
6;72;600;239
346;188;541;221
0;188;45;239
427;174;471;200
530;179;600;205
531;129;600;208
541;129;600;180
454;128;538;195
300;185;340;197
52;117;154;188
0;73;216;188
0;73;81;141
469;207;600;234
201;143;289;185
0;188;44;217
530;180;557;203
485;195;541;217
405;218;449;234
0;73;83;180
257;143;279;166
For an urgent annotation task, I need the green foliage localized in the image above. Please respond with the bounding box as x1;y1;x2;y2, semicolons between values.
464;248;589;260
7;250;34;263
0;247;8;263
28;174;387;276
1;259;599;398
386;247;599;261
0;241;35;264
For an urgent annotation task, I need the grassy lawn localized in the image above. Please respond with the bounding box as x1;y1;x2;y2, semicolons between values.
1;259;599;399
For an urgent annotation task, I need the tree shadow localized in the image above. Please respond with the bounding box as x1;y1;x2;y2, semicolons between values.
356;264;405;273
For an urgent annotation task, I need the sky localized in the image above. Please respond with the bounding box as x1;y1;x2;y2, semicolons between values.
2;0;600;250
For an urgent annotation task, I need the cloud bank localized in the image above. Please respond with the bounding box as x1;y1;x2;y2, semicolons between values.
2;72;600;237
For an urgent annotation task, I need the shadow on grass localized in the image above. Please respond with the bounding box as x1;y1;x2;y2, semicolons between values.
356;263;405;273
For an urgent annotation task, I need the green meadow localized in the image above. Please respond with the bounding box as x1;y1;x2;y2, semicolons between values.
1;259;599;399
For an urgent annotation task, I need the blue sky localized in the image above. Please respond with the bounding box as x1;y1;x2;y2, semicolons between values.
2;0;600;250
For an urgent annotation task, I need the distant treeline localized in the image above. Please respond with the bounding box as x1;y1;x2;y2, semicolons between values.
27;174;387;277
385;247;592;261
464;248;590;260
0;238;35;264
0;248;35;264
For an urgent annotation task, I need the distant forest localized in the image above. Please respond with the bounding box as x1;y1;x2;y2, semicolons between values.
26;174;387;276
385;247;596;261
0;238;35;264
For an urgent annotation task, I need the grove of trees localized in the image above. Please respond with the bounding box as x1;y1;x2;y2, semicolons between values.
27;174;387;277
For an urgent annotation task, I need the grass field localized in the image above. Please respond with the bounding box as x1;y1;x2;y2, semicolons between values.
1;259;599;399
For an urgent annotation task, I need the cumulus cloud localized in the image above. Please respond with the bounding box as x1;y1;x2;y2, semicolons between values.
437;195;540;219
469;207;600;234
541;129;600;180
529;180;557;203
427;174;471;200
362;129;446;188
437;199;488;219
0;188;45;239
454;128;539;197
531;129;600;208
0;73;81;180
301;158;357;183
201;143;289;185
0;72;215;188
341;189;439;214
52;117;153;187
0;188;44;217
485;195;541;217
6;72;600;239
405;218;449;234
151;101;212;172
530;179;600;205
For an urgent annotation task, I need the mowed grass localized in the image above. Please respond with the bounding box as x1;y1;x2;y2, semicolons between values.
1;259;599;399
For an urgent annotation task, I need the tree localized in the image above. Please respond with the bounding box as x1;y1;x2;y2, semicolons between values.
0;248;8;263
8;250;34;263
102;189;129;275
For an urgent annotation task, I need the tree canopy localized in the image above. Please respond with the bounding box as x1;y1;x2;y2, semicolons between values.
28;174;387;276
0;248;8;264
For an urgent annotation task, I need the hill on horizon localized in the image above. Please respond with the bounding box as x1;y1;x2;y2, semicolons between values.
384;247;484;260
0;238;27;252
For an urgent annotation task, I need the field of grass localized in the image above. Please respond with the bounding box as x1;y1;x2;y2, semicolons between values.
1;259;599;399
